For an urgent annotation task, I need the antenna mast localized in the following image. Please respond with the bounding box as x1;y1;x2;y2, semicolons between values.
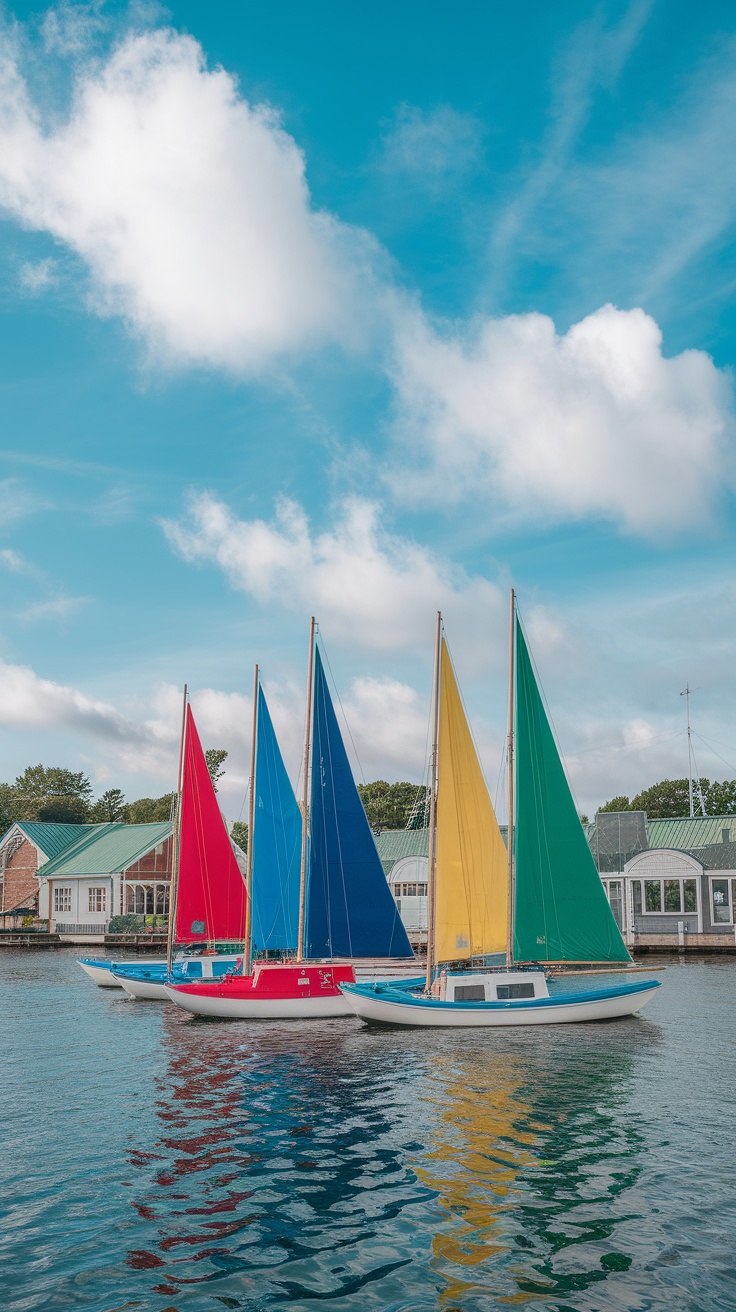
680;684;695;819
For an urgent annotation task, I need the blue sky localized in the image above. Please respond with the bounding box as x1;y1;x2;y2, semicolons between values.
1;0;736;821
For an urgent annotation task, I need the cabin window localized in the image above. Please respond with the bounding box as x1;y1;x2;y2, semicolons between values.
54;886;72;913
454;984;485;1001
663;880;681;912
497;982;536;999
88;887;107;913
645;880;662;912
632;880;642;914
712;879;732;924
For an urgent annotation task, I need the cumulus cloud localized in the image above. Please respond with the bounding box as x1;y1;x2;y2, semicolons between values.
389;302;736;534
0;28;374;372
162;492;505;662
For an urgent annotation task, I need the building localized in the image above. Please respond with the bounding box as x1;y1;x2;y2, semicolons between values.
0;821;172;940
377;812;736;953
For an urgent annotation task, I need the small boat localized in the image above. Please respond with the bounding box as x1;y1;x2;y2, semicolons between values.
78;957;165;987
113;692;249;1000
166;630;414;1019
341;597;661;1027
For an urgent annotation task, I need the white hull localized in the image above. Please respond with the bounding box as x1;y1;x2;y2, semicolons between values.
341;984;660;1027
78;960;165;987
118;976;170;1000
164;986;354;1019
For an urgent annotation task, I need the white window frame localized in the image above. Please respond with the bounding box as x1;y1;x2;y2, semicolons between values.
709;875;736;926
88;886;107;914
54;886;72;913
639;876;698;915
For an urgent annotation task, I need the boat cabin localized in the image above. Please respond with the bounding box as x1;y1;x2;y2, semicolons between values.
441;970;548;1003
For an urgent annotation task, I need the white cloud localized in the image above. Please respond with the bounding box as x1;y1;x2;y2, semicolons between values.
339;675;430;780
0;28;374;372
18;594;90;624
389;302;736;535
162;491;505;662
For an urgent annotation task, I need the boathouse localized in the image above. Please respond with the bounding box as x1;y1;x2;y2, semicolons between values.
0;821;173;939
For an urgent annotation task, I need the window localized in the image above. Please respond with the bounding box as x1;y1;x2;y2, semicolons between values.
645;880;662;912
54;886;72;913
402;882;417;897
88;887;107;913
641;877;699;915
454;984;485;1001
712;879;733;924
497;983;536;999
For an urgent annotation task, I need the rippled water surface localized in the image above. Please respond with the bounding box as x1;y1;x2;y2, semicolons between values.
2;951;735;1311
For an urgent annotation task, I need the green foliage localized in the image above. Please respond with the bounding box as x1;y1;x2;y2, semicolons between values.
230;821;248;852
597;777;736;818
1;764;93;822
356;781;428;832
599;796;631;812
38;796;90;823
205;749;228;792
705;779;736;814
90;789;127;823
108;914;146;933
126;794;174;823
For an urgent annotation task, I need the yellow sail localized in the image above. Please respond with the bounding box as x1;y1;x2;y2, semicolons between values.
435;638;507;961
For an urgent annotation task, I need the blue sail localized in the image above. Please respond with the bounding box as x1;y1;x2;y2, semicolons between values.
306;648;414;959
251;686;301;954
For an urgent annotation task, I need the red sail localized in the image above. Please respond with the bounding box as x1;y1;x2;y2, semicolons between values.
174;706;247;944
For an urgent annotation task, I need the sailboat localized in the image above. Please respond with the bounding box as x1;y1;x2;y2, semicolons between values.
341;597;661;1026
165;628;415;1019
112;697;248;999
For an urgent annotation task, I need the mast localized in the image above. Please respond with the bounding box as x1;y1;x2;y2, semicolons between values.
243;664;258;976
506;590;515;970
166;684;188;975
424;611;442;992
296;617;316;962
681;683;695;819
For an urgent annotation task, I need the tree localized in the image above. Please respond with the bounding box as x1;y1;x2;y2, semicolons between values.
356;781;428;832
231;821;248;852
38;796;90;823
205;749;228;792
629;778;700;818
127;794;175;823
90;789;127;823
3;765;93;822
598;796;631;812
704;779;736;815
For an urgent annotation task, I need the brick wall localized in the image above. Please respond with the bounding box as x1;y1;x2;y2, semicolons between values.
1;837;41;913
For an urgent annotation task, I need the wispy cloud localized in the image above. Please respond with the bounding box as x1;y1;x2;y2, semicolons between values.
18;594;90;624
18;257;57;294
379;104;483;189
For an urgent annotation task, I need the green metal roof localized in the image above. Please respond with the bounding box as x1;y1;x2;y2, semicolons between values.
647;815;736;850
1;822;96;861
685;841;736;870
38;823;172;878
374;828;429;877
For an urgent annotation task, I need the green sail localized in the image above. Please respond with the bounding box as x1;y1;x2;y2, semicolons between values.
514;618;630;963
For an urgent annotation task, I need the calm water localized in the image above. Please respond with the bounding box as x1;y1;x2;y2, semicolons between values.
2;952;735;1312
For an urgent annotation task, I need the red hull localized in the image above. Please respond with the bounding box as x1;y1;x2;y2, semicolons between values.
169;960;356;1002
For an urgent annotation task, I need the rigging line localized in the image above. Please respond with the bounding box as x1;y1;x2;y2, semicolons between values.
691;731;736;777
563;728;686;759
317;635;367;786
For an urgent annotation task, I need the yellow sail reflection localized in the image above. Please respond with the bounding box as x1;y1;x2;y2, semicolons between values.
435;637;508;961
414;1052;540;1306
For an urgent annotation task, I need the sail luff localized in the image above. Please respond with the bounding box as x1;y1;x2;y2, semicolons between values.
243;664;258;976
296;617;315;963
249;687;302;955
424;611;442;991
166;683;188;973
506;589;515;970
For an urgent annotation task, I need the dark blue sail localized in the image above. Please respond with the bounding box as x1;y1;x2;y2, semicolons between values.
251;686;301;953
306;648;414;959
